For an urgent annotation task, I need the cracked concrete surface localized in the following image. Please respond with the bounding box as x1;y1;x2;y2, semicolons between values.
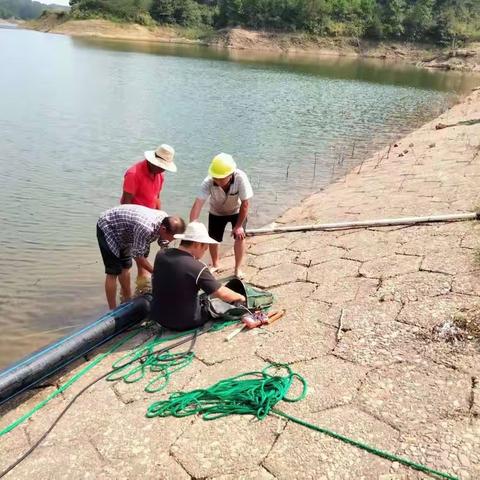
1;89;480;479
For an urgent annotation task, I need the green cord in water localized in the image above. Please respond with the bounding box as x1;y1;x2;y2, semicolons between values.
146;363;458;480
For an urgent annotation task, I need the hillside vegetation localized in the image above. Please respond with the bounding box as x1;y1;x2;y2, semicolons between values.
66;0;480;45
0;0;68;19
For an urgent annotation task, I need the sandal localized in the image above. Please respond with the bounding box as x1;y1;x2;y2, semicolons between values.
234;270;245;280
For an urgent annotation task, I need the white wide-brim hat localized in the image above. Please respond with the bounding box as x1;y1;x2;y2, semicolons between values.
145;144;177;172
174;221;218;244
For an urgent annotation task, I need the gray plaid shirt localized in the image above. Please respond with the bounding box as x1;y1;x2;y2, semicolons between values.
97;205;167;258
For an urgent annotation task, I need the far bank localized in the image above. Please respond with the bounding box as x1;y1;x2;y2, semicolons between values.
25;16;480;73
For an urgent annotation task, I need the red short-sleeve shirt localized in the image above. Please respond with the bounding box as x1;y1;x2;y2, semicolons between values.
122;160;164;209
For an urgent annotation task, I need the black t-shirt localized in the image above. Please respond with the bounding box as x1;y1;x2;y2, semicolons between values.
151;248;221;330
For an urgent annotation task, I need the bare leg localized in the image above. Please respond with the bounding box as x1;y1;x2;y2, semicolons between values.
209;243;220;268
105;274;118;310
118;268;132;304
234;237;246;277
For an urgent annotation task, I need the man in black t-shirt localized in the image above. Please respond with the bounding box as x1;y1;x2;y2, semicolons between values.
151;222;246;331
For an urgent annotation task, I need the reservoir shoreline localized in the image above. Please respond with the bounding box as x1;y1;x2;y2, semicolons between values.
23;17;480;73
1;82;480;478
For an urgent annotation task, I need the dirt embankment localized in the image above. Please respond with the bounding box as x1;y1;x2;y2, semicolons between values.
26;16;480;72
213;28;480;72
27;17;196;44
0;18;24;26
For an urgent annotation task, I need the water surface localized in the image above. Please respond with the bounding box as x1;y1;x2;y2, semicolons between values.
0;28;478;367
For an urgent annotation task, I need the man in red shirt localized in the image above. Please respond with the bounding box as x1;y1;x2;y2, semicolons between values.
121;144;177;280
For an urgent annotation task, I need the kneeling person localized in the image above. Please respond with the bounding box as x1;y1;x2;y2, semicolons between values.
151;222;246;331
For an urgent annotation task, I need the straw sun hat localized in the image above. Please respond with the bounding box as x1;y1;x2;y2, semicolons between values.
145;144;177;172
174;222;218;244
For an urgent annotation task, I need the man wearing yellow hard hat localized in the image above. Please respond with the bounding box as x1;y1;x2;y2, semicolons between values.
190;153;253;278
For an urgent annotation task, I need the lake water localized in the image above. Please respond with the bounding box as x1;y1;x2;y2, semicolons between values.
0;26;478;367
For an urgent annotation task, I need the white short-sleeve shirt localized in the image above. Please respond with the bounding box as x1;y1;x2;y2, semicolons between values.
198;169;253;216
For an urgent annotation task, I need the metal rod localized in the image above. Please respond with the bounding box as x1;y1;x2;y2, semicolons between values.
246;212;479;237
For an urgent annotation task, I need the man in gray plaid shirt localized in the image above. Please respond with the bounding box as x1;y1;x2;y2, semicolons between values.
97;204;186;309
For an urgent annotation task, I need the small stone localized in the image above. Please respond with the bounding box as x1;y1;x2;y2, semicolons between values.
440;454;453;469
458;453;470;467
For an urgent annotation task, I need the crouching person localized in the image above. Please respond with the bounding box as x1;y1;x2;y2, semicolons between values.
151;222;246;331
97;204;186;309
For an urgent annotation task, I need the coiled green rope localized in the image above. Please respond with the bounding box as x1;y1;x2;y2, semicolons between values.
146;363;458;480
107;320;239;393
147;363;306;420
106;333;195;392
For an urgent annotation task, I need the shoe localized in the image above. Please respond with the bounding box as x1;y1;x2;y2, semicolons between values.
209;266;219;274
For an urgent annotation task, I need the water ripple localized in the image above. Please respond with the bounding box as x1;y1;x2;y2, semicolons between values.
0;28;479;367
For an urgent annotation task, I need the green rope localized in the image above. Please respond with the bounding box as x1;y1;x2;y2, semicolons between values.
146;363;458;480
0;329;141;437
106;335;195;393
0;319;239;443
273;410;458;480
1;319;239;438
106;320;239;393
147;364;306;420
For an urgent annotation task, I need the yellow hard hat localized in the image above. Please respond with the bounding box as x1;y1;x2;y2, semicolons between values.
208;153;236;179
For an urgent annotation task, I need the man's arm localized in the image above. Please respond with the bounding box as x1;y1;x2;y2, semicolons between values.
196;265;244;303
120;191;134;204
156;197;161;210
190;198;206;221
131;225;152;268
232;199;249;239
134;255;154;274
121;171;137;204
212;286;246;304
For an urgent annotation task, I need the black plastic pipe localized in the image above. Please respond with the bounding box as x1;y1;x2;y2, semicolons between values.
0;295;151;406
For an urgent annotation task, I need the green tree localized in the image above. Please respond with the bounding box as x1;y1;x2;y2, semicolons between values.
59;0;480;44
150;0;176;22
380;0;407;37
404;0;435;40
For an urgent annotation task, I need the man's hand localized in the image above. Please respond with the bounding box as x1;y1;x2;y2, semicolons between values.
233;296;246;307
213;287;245;304
232;226;246;240
135;256;154;274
